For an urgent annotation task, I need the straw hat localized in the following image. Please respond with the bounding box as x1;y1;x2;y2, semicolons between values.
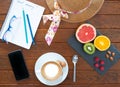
46;0;104;23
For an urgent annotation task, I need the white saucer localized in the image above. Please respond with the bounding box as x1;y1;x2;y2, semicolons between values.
34;52;69;86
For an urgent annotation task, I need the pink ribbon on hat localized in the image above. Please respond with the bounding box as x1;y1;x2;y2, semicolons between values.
43;1;68;46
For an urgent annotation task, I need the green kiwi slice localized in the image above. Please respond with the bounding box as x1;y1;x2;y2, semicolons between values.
83;43;95;55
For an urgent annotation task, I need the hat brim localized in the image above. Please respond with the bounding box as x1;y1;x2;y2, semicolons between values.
46;0;104;23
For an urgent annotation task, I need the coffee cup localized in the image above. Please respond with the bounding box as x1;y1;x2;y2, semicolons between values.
41;61;65;81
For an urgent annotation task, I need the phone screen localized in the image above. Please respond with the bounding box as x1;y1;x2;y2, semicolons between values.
8;50;29;80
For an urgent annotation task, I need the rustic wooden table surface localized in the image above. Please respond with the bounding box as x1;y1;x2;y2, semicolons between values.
0;0;120;87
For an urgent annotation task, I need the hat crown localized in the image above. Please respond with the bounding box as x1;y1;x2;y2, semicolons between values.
58;0;91;12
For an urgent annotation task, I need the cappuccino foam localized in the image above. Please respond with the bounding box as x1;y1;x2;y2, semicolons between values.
44;63;59;78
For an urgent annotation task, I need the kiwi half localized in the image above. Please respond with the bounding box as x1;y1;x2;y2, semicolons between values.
83;43;95;55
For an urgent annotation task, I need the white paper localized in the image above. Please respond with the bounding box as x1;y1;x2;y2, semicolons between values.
0;0;45;49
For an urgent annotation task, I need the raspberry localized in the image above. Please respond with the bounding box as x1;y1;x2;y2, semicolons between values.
94;57;100;62
94;63;99;68
100;60;105;65
99;66;104;71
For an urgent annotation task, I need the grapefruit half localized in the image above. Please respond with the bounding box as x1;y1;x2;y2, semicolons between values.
76;24;96;43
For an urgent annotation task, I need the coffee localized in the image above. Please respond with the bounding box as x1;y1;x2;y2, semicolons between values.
41;61;63;81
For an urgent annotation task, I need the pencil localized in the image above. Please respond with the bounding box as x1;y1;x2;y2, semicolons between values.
22;10;28;44
26;14;35;45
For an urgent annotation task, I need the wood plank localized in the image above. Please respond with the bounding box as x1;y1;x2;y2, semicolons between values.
35;29;120;42
0;70;120;84
0;0;120;15
1;28;119;43
90;84;120;87
0;42;120;57
0;84;120;87
0;56;120;71
1;84;120;87
1;15;120;29
99;1;120;15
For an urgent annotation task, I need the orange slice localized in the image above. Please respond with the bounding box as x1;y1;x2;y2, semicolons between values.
94;35;111;51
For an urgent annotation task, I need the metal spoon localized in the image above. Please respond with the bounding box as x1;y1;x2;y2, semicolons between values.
72;55;78;82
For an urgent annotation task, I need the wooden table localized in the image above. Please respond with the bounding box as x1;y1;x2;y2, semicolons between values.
0;0;120;87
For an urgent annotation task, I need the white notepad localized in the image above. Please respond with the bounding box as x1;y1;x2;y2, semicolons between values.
0;0;45;49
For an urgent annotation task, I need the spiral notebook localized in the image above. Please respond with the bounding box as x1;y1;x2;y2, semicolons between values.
0;0;45;49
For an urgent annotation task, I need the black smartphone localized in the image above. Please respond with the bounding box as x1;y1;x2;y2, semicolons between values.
8;50;29;80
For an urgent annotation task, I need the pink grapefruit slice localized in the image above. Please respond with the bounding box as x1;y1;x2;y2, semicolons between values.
76;24;96;43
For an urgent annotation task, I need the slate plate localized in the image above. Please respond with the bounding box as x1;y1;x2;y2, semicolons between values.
68;31;120;75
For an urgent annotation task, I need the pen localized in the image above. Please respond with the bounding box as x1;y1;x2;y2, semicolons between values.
26;14;35;45
22;10;28;44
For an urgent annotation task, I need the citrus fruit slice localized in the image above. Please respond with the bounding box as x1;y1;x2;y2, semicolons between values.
76;23;96;43
94;35;111;51
83;43;95;55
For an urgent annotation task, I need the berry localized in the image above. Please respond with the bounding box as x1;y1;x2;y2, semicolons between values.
94;57;100;62
99;66;104;71
99;60;105;65
94;63;99;68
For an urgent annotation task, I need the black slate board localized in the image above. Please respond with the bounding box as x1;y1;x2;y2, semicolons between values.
68;32;120;75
